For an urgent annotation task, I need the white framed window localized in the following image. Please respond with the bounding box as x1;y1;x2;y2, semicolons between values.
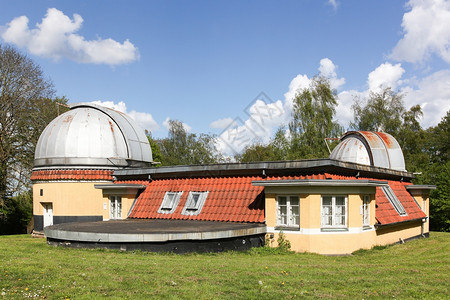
381;185;407;216
181;191;208;216
277;196;300;228
422;199;427;213
158;192;183;214
362;195;370;226
321;195;347;228
110;196;122;219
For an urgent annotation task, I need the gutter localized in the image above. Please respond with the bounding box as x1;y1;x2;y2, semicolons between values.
374;217;427;230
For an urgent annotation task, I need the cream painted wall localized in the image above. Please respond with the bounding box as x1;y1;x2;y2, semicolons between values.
33;182;141;220
264;185;423;254
375;220;424;245
99;191;138;220
410;193;429;233
33;182;107;217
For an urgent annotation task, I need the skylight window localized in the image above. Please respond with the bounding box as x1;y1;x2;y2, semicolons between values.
181;191;208;216
158;192;183;214
381;185;407;216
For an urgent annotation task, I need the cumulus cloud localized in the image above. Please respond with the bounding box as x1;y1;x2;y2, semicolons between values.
390;0;450;64
210;118;237;129
216;99;285;155
91;100;159;132
215;59;346;156
283;74;311;113
162;117;192;133
367;62;405;92
401;70;450;128
319;58;346;90
213;52;447;156
1;8;139;65
327;0;339;10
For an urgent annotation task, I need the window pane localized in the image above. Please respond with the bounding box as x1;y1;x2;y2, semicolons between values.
278;196;287;205
290;206;299;225
323;196;332;206
335;196;345;206
278;204;287;225
290;196;299;206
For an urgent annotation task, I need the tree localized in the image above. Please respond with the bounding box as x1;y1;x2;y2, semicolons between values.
418;111;450;232
234;77;342;163
235;143;278;163
0;44;67;233
288;75;343;159
351;87;405;135
157;120;223;166
145;130;163;164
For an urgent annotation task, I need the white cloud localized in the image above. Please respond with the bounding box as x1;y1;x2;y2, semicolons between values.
1;8;139;65
216;99;285;156
283;73;311;113
210;118;236;129
327;0;338;10
335;89;365;129
367;62;405;92
215;59;347;156
162;117;192;133
91;100;159;132
401;70;450;128
214;52;448;156
319;58;346;90
390;0;450;64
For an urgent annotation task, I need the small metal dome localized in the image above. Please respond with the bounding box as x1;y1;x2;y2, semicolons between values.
330;131;406;171
34;103;153;168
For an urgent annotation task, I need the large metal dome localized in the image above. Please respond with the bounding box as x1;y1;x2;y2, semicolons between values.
34;103;153;169
330;131;406;172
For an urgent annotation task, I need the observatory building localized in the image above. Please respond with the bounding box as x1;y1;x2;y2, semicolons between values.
32;103;153;231
32;104;435;254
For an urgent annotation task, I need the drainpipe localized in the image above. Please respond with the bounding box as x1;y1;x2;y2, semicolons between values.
421;218;426;238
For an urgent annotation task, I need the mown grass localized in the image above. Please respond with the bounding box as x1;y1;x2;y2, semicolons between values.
0;232;449;299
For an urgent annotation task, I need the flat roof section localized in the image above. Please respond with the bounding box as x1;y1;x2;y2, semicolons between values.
113;159;413;181
44;219;266;253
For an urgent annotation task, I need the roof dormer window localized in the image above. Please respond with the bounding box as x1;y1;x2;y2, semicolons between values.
181;191;208;216
158;192;183;214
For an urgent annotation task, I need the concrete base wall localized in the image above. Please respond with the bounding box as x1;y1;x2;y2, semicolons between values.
34;215;103;232
47;233;265;254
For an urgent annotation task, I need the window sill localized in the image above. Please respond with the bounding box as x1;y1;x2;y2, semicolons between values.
275;226;300;231
320;227;348;232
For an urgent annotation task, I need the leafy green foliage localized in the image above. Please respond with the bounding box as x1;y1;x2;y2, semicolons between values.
0;44;68;231
415;112;450;232
351;87;405;135
288;76;343;159
236;76;342;162
352;89;449;232
156;120;223;166
276;231;291;251
145;130;163;164
0;191;33;234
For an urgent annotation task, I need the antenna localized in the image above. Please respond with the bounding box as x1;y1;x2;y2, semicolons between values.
324;137;340;154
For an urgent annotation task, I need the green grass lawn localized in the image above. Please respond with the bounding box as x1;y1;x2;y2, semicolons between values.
0;232;449;299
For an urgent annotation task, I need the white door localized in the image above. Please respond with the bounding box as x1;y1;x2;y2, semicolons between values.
110;196;122;219
43;203;53;227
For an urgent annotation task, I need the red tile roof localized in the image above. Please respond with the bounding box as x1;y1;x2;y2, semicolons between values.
123;172;425;226
128;176;265;223
31;169;114;181
375;181;426;225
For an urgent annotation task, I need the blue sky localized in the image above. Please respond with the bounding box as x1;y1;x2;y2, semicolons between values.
1;0;449;155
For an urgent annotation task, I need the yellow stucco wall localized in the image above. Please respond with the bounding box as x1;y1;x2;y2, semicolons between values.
375;220;424;245
410;193;429;233
264;186;423;255
33;181;136;220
